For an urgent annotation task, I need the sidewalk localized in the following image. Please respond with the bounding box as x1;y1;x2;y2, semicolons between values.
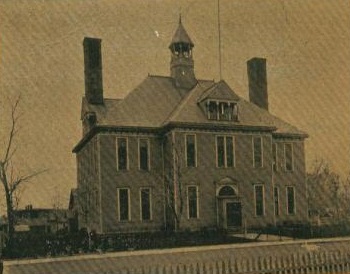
230;232;294;242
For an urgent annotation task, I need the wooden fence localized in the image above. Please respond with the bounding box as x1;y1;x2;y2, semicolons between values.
119;250;350;274
3;238;350;274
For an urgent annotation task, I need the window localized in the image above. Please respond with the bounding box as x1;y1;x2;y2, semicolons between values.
272;143;278;171
274;187;279;216
208;101;218;120
139;138;150;171
140;188;151;221
254;185;264;216
186;135;196;167
218;186;236;196
187;186;199;219
117;188;130;221
284;143;293;171
216;136;235;168
253;137;263;168
207;101;238;121
287;186;295;215
117;137;128;170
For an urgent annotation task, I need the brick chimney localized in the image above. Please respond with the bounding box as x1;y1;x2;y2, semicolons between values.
83;37;103;104
247;57;268;111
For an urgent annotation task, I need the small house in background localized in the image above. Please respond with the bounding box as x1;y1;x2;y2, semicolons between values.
12;205;71;234
73;18;308;235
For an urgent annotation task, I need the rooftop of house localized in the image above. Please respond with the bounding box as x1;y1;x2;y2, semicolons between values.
81;75;306;131
73;18;308;153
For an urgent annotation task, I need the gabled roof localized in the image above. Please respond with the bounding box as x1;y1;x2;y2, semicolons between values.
163;80;306;136
169;21;194;48
198;80;240;102
74;76;307;152
82;76;214;128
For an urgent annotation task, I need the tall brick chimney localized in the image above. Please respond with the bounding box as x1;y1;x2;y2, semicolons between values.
83;37;103;104
247;57;268;111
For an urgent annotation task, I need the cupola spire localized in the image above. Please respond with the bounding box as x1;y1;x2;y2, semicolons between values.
169;17;197;90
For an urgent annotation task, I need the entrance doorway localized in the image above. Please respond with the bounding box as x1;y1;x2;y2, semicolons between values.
225;202;242;227
217;185;242;229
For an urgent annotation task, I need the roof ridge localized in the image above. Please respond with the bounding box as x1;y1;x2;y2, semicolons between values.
239;96;308;136
162;82;202;125
197;82;218;102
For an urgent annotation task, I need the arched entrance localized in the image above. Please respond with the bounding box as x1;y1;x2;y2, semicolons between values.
217;184;242;229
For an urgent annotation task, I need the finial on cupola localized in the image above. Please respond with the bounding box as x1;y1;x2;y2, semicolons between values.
169;16;197;90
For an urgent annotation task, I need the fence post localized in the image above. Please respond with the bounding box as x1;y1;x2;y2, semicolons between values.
231;259;243;273
275;255;282;274
248;256;254;273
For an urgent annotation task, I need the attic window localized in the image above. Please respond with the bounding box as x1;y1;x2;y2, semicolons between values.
207;101;238;121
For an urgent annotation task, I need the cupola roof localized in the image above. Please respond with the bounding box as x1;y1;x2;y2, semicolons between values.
169;16;194;48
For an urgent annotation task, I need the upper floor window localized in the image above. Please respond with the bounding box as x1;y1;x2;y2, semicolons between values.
253;137;263;168
117;137;128;171
254;184;265;216
284;143;293;171
272;143;278;171
286;186;296;215
187;186;199;219
216;136;235;168
186;135;196;167
139;138;150;171
117;188;130;221
207;101;238;121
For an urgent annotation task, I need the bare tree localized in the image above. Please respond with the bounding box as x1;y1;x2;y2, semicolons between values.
0;96;45;256
76;184;98;249
51;188;63;234
161;138;186;232
307;159;344;223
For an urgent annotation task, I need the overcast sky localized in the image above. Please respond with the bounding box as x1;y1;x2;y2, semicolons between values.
0;0;349;211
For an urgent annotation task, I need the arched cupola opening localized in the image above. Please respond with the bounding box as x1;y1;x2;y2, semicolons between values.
169;16;197;90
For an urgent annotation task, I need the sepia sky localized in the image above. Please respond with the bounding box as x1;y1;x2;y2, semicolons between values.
0;0;349;211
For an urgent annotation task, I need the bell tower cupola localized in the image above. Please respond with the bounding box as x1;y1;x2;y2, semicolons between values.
169;16;197;90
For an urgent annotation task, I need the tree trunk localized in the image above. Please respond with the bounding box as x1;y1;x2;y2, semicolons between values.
5;190;15;257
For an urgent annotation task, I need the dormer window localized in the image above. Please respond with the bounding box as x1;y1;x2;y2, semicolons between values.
207;100;238;121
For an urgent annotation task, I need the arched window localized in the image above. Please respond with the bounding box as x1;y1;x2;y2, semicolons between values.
218;186;236;196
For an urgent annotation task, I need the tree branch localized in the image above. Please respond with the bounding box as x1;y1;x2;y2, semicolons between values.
3;95;21;165
9;169;47;194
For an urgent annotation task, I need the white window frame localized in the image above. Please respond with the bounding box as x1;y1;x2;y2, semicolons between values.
138;138;151;171
139;187;152;221
286;186;296;215
117;188;131;221
185;134;197;168
253;136;263;168
274;186;280;216
284;143;294;172
254;184;265;217
216;135;235;168
187;185;199;219
116;137;129;171
272;143;278;171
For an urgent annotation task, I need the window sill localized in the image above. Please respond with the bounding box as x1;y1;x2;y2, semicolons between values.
116;169;129;173
138;169;151;172
140;219;153;223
